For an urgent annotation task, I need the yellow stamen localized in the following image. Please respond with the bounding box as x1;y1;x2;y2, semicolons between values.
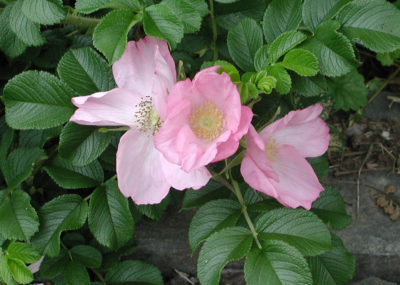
190;101;224;141
134;96;161;133
265;137;279;161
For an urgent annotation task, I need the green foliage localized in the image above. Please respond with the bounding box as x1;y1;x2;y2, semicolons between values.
302;0;351;31
75;0;141;14
189;199;241;252
337;0;400;53
301;20;358;77
0;190;39;241
244;240;312;285
143;4;184;48
44;155;104;189
281;49;319;77
268;31;307;64
70;245;102;269
21;0;65;25
32;195;88;257
312;186;352;230
93;10;142;64
3;71;76;130
59;123;113;167
88;180;134;249
255;208;331;256
263;0;302;43
2;147;46;189
197;227;253;285
57;47;116;95
0;4;27;58
182;180;228;209
307;234;355;285
227;17;263;71
327;69;368;111
65;261;90;285
105;260;163;284
265;65;292;94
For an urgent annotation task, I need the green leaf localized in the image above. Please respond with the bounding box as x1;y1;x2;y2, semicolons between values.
311;186;351;230
0;253;16;285
308;156;329;180
0;4;27;58
337;0;400;53
254;45;270;71
44;156;104;189
163;0;203;33
307;234;355;285
105;260;163;284
75;0;141;14
0;119;14;171
57;47;115;95
215;0;239;3
143;3;184;48
32;195;88;257
70;245;102;269
189;199;241;252
197;227;253;285
7;258;33;284
65;261;90;285
22;0;65;25
136;197;170;221
201;60;240;83
302;0;351;31
281;48;319;76
181;180;228;209
59;123;113;167
227;17;263;71
0;190;39;241
93;10;141;64
268;31;307;63
327;69;368;111
39;250;69;279
18;128;61;148
244;240;312;285
3;147;46;190
255;208;331;256
292;75;328;97
3;71;75;130
263;0;302;43
88;180;134;249
9;0;46;46
265;65;292;94
301;20;357;77
7;242;40;264
377;49;400;66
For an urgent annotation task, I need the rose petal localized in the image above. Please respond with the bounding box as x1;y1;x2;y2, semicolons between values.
70;88;143;127
160;156;211;190
269;144;324;209
116;129;171;204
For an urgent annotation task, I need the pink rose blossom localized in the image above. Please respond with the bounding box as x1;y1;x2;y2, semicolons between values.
70;36;210;204
154;66;253;172
240;104;330;210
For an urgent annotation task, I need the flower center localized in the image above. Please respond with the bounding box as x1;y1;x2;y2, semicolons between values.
134;96;161;133
190;101;224;141
265;137;279;162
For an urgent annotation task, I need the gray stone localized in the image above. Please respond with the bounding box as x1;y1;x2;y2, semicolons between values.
363;91;400;121
350;277;397;285
333;171;400;283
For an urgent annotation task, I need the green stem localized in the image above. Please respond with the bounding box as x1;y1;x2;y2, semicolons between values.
213;176;262;249
367;65;400;105
98;126;130;133
91;269;106;285
208;0;218;61
62;14;101;30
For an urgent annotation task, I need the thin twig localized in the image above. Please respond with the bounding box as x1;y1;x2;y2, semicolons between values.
367;66;400;105
357;143;374;217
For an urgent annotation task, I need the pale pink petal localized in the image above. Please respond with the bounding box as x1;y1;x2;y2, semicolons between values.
212;106;253;162
116;129;170;204
70;88;142;127
112;37;176;115
244;125;278;181
259;104;325;144
270;144;324;209
193;67;241;131
240;155;279;199
160;156;211;190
